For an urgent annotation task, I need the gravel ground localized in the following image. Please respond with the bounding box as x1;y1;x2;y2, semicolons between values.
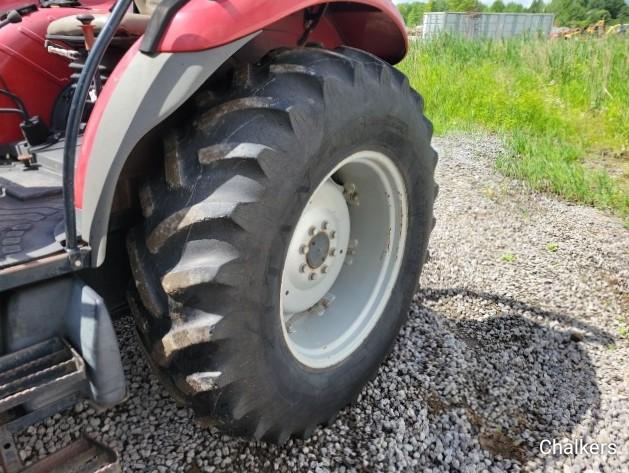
16;134;629;472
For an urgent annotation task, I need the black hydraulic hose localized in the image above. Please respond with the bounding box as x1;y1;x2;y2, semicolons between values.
62;0;133;254
0;88;29;117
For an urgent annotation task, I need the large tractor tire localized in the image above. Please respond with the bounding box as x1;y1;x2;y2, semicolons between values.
128;46;437;443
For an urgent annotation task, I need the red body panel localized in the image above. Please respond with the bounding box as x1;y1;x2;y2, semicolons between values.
0;1;111;144
0;7;71;143
159;0;407;62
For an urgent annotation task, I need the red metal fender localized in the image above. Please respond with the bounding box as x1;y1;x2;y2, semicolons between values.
76;1;409;265
77;0;407;206
157;0;407;63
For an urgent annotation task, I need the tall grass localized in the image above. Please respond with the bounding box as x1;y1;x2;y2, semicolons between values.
399;35;629;223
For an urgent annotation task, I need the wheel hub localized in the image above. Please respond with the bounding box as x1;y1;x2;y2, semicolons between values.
306;232;330;269
282;180;350;315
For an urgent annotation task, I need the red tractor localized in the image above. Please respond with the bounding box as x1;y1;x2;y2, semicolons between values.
0;0;436;470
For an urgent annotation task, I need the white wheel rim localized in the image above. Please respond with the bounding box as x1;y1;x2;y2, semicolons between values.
280;150;408;368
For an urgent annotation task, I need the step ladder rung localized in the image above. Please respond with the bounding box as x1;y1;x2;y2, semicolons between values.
0;339;65;373
0;338;86;413
0;349;71;385
0;339;119;473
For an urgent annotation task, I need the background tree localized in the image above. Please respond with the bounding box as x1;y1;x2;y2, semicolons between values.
490;0;506;11
503;2;526;12
449;0;484;11
528;0;546;12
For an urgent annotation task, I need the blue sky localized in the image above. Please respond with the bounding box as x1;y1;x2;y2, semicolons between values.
393;0;535;6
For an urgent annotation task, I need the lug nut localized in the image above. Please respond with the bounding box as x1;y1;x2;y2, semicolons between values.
321;221;329;230
308;226;317;236
329;231;336;239
321;265;328;274
308;273;318;281
299;264;308;273
299;244;308;254
329;248;336;257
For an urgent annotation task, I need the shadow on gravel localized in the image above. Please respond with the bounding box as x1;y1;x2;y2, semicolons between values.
416;287;614;465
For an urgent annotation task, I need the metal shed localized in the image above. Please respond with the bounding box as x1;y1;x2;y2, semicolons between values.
422;12;555;39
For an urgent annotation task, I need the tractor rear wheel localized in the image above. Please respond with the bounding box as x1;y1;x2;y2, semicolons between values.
127;46;437;443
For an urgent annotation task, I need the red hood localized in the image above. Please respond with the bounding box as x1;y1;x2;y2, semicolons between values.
0;1;32;15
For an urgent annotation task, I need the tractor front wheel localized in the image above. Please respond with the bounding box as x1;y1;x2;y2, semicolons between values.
127;46;437;442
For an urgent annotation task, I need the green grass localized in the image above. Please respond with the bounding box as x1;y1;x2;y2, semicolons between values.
501;252;518;263
398;35;629;224
546;242;559;252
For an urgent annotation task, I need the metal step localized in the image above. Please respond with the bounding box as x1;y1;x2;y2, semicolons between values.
0;339;120;473
0;338;85;413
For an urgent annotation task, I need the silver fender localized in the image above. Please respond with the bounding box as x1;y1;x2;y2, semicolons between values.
80;33;259;266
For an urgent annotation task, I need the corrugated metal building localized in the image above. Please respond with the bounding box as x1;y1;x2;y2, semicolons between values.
422;12;555;39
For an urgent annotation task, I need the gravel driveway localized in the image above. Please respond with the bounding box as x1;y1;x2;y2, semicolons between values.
17;134;629;472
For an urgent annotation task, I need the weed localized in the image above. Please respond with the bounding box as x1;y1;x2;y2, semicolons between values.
546;243;559;252
398;35;629;224
501;252;518;263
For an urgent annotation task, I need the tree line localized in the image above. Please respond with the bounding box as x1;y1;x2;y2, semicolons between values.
398;0;629;28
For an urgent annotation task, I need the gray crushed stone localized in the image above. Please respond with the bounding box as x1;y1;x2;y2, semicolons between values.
16;133;629;472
